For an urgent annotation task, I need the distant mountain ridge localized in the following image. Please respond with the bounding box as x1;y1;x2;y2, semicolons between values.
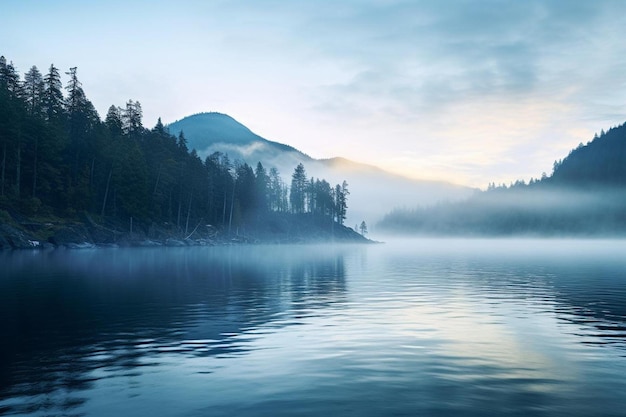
377;121;626;236
166;112;474;225
167;112;309;159
549;122;626;186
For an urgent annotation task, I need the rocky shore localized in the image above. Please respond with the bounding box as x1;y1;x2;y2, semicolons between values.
0;210;373;250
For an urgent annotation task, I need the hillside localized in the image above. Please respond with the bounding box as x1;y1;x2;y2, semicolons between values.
549;123;626;187
378;123;626;236
0;55;374;249
167;113;310;164
166;114;474;226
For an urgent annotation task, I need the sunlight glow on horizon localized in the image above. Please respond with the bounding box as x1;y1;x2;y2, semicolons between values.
3;0;626;188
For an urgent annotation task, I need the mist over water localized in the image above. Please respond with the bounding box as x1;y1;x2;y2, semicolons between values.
378;187;626;236
1;240;626;416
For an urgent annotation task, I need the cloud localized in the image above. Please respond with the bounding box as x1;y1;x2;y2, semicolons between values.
301;0;624;119
4;0;626;188
265;0;626;186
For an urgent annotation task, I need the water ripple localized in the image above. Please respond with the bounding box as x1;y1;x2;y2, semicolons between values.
1;241;626;416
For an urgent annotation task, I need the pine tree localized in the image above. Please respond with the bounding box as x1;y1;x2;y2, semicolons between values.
42;64;64;123
122;100;143;138
0;57;22;98
255;161;269;212
268;167;283;212
105;105;123;138
23;66;44;117
290;163;307;214
335;180;349;225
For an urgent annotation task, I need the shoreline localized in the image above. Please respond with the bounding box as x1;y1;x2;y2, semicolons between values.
0;212;375;251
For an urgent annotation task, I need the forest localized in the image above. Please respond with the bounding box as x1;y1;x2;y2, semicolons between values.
378;124;626;236
0;55;354;243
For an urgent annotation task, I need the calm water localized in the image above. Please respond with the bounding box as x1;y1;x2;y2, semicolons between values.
1;239;625;416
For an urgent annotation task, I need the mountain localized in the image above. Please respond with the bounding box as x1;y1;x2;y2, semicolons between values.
167;113;474;227
167;113;312;170
549;123;626;187
377;122;626;236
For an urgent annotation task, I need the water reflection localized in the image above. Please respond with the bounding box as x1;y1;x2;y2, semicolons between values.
1;241;625;416
0;245;348;415
377;239;626;351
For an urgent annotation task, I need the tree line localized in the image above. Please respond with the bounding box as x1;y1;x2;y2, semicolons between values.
0;55;350;236
378;123;626;236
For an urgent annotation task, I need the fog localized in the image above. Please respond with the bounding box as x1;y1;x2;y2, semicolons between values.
168;113;474;229
194;141;473;228
377;186;626;237
3;240;626;416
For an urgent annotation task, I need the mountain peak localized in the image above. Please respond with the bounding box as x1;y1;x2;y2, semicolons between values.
167;112;256;146
166;112;309;166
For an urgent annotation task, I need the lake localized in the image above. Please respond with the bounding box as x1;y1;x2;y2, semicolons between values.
1;239;625;416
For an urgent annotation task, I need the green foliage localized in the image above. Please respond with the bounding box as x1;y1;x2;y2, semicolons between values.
0;208;12;223
290;163;307;214
0;54;352;237
18;197;42;216
379;123;626;236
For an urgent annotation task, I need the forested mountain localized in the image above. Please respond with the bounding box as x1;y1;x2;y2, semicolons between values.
167;114;474;225
378;124;626;236
548;123;626;187
167;113;308;165
0;55;363;246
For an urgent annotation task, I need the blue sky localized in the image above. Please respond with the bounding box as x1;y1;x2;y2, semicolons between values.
3;0;626;187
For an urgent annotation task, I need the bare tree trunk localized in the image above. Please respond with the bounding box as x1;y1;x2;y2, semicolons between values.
32;137;38;198
15;135;21;199
177;164;184;230
168;189;172;223
222;192;227;224
153;164;161;195
185;193;192;235
177;190;182;230
1;142;6;197
101;168;112;216
90;157;95;186
228;182;235;235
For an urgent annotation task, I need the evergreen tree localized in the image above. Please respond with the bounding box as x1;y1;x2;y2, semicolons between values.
268;167;284;212
254;161;269;212
0;55;359;241
0;59;26;199
177;130;188;153
122;99;143;138
335;180;349;225
290;163;307;214
235;162;256;222
42;64;64;123
359;221;367;235
65;67;82;116
0;57;22;98
105;105;123;137
0;56;20;197
23;66;44;117
152;117;167;136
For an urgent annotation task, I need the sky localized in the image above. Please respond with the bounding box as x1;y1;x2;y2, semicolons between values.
3;0;626;188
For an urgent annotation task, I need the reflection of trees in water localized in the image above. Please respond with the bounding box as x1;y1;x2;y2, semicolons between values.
0;247;348;415
286;256;347;317
546;265;626;350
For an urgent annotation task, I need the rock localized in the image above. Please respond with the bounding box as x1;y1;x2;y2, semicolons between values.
50;225;94;248
65;242;96;249
0;223;36;249
139;239;162;247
